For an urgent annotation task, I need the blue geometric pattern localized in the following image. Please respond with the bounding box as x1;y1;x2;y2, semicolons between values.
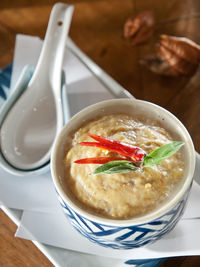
57;184;191;250
0;64;12;105
125;258;166;266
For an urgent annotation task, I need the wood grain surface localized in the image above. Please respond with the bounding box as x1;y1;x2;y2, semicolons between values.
0;0;200;266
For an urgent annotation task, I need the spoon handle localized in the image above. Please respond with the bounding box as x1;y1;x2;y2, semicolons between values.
30;3;74;90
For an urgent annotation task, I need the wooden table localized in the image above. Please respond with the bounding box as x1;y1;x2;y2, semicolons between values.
0;0;200;266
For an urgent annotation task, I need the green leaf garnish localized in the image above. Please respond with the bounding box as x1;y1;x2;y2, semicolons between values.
143;141;184;167
93;160;135;174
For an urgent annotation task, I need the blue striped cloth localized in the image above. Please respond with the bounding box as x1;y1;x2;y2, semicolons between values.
0;64;12;106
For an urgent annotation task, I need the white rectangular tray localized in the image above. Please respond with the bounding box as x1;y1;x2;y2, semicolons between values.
2;37;200;267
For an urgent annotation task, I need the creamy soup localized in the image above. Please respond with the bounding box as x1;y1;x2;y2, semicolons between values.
63;114;184;219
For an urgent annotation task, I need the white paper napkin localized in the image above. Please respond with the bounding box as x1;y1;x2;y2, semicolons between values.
16;209;200;260
0;169;60;212
1;34;200;260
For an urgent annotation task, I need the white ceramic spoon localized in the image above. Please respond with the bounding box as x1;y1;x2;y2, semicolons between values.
0;3;74;170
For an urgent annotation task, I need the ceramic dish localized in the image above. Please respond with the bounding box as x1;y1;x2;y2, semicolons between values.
51;98;196;249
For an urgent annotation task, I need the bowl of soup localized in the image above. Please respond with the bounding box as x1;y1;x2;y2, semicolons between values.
51;99;195;249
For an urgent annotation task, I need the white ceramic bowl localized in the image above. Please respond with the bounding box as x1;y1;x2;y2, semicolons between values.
51;99;195;249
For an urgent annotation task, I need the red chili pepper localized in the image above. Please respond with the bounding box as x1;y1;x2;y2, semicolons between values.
74;157;125;164
79;133;146;162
